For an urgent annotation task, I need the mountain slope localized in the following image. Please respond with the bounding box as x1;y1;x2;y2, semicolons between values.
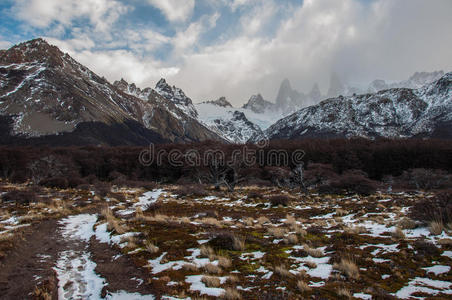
195;100;266;143
0;39;222;145
242;94;275;114
251;72;452;141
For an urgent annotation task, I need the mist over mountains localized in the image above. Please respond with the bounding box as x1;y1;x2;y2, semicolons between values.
0;39;450;145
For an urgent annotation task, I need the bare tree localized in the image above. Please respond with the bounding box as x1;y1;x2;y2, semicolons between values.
291;163;308;193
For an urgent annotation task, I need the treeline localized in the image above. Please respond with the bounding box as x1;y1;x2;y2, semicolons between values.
0;138;451;192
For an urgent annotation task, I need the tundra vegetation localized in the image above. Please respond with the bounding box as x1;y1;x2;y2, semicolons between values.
0;139;451;299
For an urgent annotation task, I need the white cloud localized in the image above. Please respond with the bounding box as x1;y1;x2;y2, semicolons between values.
172;13;219;54
22;0;452;107
239;0;278;36
229;0;255;11
47;36;179;87
165;0;452;104
0;40;12;49
12;0;130;33
147;0;195;22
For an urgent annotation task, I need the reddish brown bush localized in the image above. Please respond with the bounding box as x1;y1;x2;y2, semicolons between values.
175;184;208;197
318;170;377;195
304;163;338;187
395;168;451;190
39;177;69;189
2;190;38;205
410;190;452;224
209;232;245;251
247;191;263;199
269;195;290;207
94;181;111;197
67;177;87;188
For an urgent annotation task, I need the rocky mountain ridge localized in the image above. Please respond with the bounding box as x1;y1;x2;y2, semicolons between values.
0;38;222;145
251;72;452;141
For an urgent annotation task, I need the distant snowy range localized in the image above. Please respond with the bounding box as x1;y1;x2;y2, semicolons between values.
0;39;450;145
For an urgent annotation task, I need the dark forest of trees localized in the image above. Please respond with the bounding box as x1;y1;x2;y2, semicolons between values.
0;139;451;193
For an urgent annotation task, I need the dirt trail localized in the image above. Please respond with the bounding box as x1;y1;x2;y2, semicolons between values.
0;213;155;300
0;218;61;299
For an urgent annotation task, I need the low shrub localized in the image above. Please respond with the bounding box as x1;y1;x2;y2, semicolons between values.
39;177;69;189
395;168;451;190
76;183;91;191
269;195;290;207
67;177;87;188
247;191;263;199
304;163;338;187
413;240;441;257
94;181;111;197
410;190;452;224
318;170;378;195
2;190;38;205
175;184;208;197
209;232;245;251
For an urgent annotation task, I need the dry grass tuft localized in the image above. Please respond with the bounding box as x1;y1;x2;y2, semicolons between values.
180;216;191;224
274;265;292;278
296;280;312;292
303;244;324;258
202;217;223;227
293;225;307;236
284;234;298;245
149;214;169;223
333;259;359;279
335;208;348;216
144;241;159;254
201;276;221;288
429;220;444;235
242;217;254;227
221;287;241;300
398;217;416;230
336;287;352;298
284;214;297;227
305;260;317;269
218;256;232;269
268;227;287;238
135;207;144;220
344;226;367;235
257;216;271;225
227;275;240;284
232;236;245;251
392;227;406;240
204;263;222;274
32;286;52;300
200;245;215;258
183;263;198;272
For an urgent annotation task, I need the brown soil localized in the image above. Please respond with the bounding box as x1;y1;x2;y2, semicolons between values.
89;238;159;298
0;214;155;300
0;219;61;300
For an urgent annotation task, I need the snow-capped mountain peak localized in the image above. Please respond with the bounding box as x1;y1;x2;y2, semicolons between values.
242;94;275;114
202;96;233;108
251;72;452;142
154;78;198;118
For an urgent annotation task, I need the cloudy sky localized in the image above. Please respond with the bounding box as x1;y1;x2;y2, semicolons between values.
1;0;451;105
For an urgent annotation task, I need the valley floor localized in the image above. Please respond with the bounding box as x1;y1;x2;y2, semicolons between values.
0;183;452;299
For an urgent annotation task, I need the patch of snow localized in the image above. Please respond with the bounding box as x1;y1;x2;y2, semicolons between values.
185;275;225;297
423;265;451;276
394;277;452;298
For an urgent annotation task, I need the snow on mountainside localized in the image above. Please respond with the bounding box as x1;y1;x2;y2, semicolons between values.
0;38;222;145
251;72;452;141
202;96;233;108
195;101;279;143
242;94;275;114
154;78;198;119
367;71;445;93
